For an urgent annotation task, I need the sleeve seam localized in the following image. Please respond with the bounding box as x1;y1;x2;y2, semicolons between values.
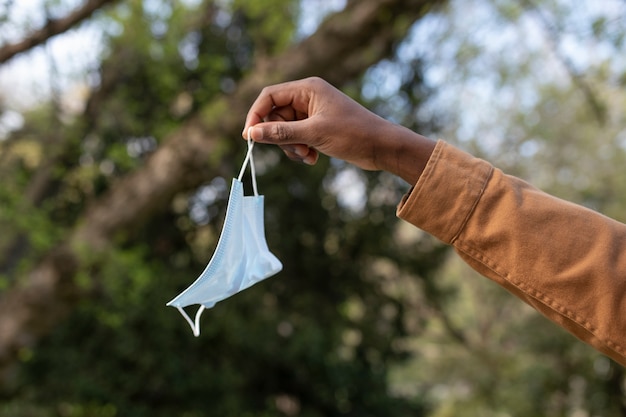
449;165;495;245
454;242;626;359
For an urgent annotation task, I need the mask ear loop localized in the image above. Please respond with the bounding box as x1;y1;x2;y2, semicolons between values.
173;130;260;337
176;305;204;337
237;127;258;196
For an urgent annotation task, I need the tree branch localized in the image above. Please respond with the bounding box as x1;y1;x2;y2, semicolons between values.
0;0;447;388
521;0;607;125
0;0;120;64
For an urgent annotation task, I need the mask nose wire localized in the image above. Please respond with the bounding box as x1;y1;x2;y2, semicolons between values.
238;127;258;196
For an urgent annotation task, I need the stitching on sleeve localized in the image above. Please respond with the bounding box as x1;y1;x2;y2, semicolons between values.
455;242;626;358
450;166;495;245
414;140;444;198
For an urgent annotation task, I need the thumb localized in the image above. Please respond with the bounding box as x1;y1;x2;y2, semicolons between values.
247;120;320;165
249;120;310;146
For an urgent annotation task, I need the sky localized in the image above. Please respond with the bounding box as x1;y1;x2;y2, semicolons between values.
0;0;347;136
394;0;626;148
1;0;625;143
0;2;107;145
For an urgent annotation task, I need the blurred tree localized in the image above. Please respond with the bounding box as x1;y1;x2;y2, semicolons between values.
0;0;121;63
377;0;626;415
0;0;447;416
3;0;626;416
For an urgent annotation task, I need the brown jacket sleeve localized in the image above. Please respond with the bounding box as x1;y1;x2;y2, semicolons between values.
397;140;626;366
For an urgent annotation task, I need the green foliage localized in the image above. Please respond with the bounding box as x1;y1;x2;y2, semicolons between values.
0;1;439;416
4;0;626;416
7;152;435;416
0;143;65;283
374;0;626;415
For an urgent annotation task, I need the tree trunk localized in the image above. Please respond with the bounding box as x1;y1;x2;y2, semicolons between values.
0;0;121;64
0;0;446;388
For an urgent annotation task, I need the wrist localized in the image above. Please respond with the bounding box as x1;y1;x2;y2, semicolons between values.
374;122;436;185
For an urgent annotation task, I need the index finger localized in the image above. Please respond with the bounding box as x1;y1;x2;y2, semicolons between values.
242;80;312;137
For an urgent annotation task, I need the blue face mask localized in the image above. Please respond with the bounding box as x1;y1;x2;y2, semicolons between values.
167;137;282;336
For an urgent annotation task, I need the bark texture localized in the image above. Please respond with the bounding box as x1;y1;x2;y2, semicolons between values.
0;0;121;64
0;0;445;388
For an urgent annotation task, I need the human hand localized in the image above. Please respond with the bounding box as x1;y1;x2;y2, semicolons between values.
243;77;394;170
242;77;436;184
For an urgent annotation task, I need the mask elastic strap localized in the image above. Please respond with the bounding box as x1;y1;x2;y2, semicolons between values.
176;306;205;337
237;128;258;196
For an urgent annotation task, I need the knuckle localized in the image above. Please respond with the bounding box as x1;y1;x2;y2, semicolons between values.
306;76;324;88
271;123;291;143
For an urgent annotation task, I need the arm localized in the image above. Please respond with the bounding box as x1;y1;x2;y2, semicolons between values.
244;77;626;366
242;77;436;184
397;141;626;366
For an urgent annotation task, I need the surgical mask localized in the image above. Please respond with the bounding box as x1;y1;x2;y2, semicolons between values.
167;137;282;336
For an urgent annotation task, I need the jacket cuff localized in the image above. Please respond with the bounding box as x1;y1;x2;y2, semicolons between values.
396;140;494;244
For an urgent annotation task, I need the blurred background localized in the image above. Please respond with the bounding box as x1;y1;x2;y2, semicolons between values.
1;0;626;415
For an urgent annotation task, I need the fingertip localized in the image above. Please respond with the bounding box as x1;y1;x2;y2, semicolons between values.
242;125;263;141
302;156;317;166
249;126;263;141
241;112;264;138
302;149;319;165
281;148;302;162
292;144;309;158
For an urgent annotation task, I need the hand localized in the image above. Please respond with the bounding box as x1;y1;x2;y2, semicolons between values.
243;77;385;169
242;77;436;184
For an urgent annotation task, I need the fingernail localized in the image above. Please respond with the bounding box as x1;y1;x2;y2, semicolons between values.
294;146;308;157
302;155;316;165
250;126;263;141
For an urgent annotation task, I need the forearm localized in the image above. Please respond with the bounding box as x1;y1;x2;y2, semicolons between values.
371;121;437;185
397;140;626;366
